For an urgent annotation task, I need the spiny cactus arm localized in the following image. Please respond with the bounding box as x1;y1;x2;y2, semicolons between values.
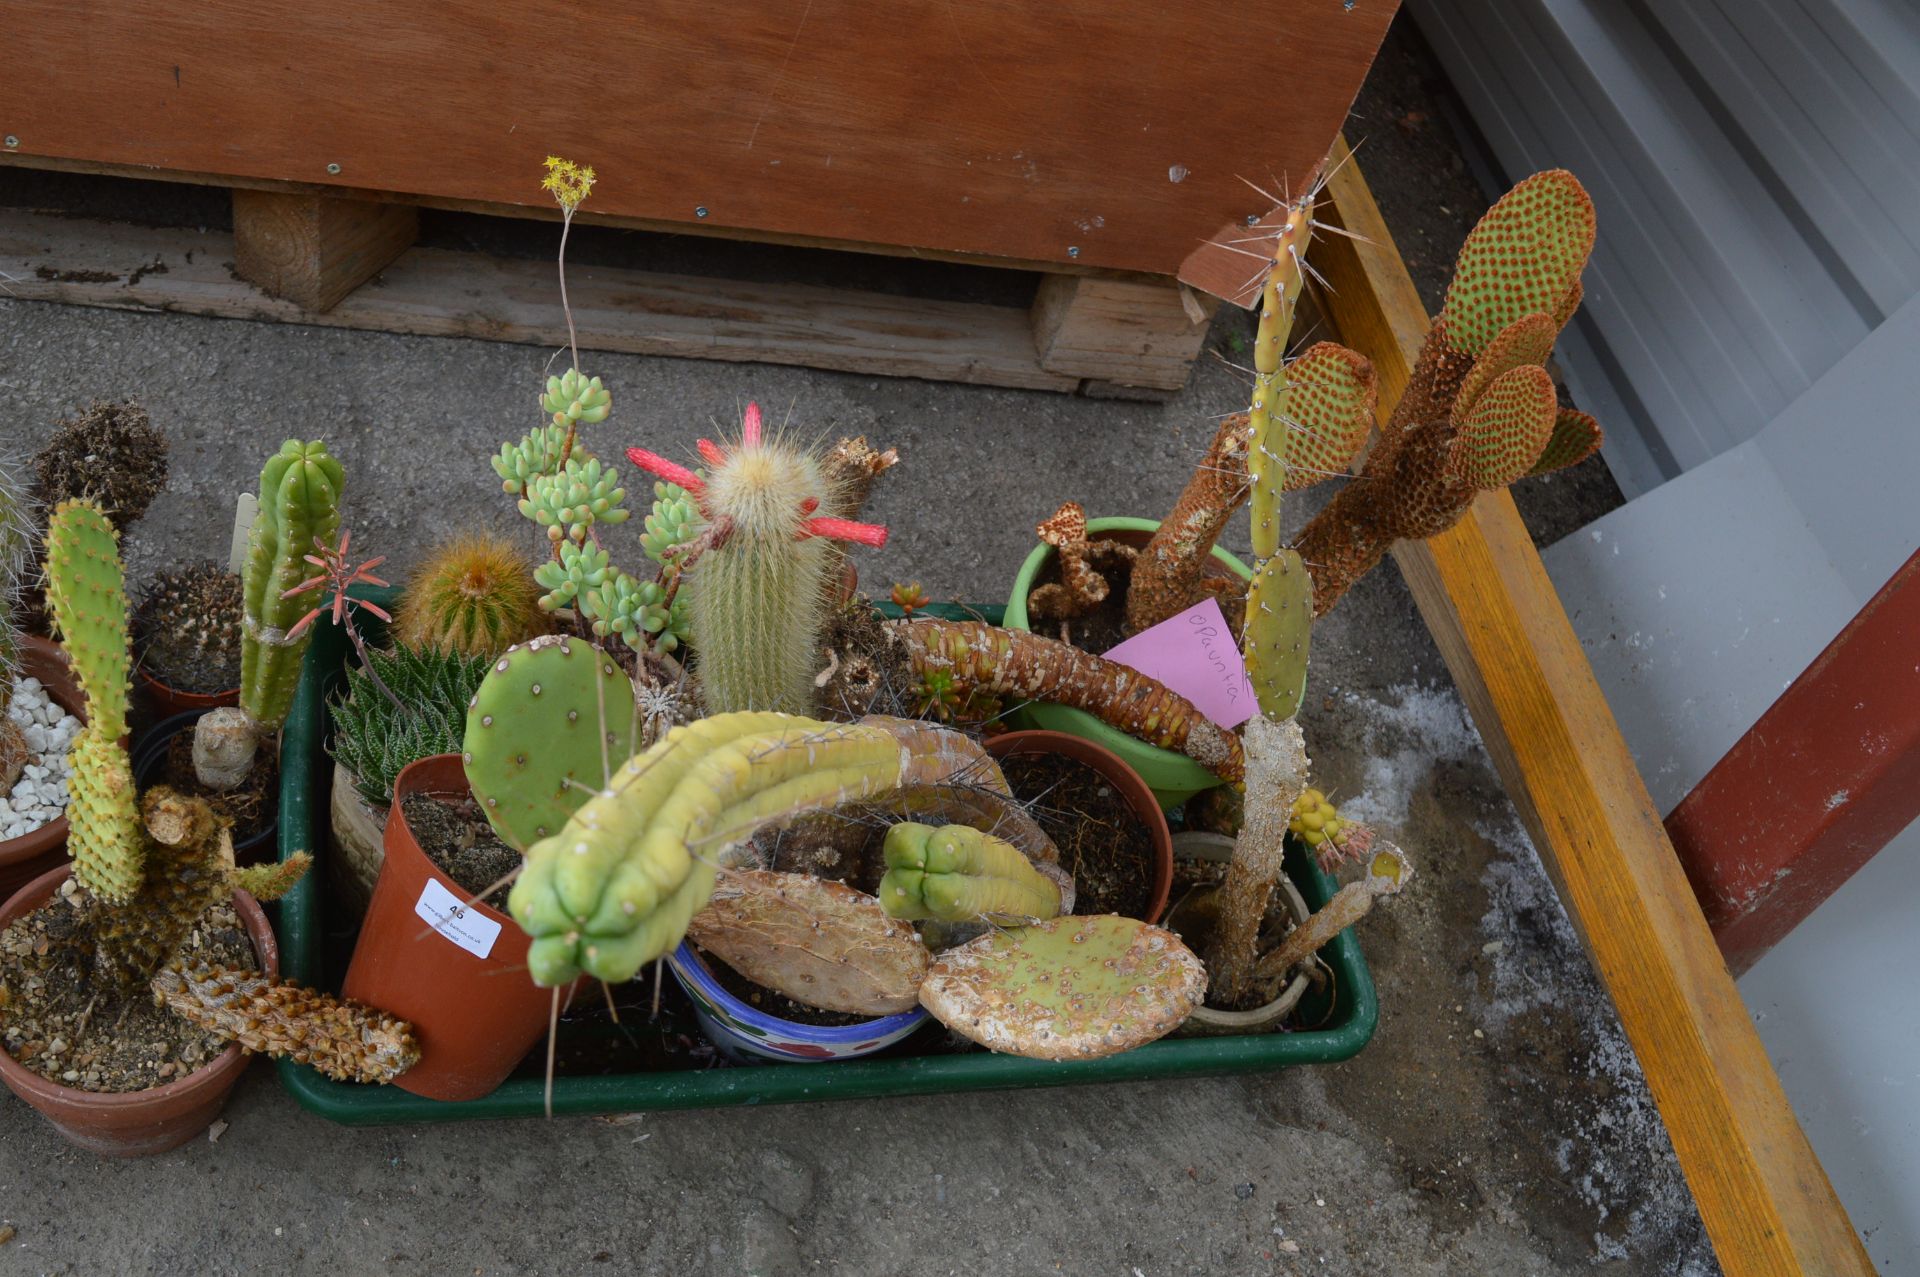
463;635;640;852
878;822;1062;924
1241;549;1313;721
1530;408;1605;477
239;440;344;731
899;620;1243;782
1125;413;1252;634
1251;843;1413;1004
43;500;144;903
1246;198;1313;562
1204;714;1311;1004
92;788;234;985
232;852;313;902
151;964;419;1084
918;914;1207;1061
686;869;929;1015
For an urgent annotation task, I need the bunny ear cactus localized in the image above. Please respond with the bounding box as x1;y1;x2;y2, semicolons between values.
1294;171;1602;616
461;634;640;851
43;500;144;904
627;402;888;713
685;869;930;1015
918;914;1207;1061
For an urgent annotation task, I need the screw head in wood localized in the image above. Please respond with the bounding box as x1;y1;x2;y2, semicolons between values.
1067;246;1080;258
326;162;341;175
695;206;709;218
3;136;17;149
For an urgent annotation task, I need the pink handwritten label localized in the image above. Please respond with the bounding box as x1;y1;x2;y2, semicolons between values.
1100;597;1256;730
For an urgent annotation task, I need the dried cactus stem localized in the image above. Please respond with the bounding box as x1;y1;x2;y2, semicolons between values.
1126;414;1251;632
1250;844;1414;1003
899;619;1243;782
151;964;420;1084
1205;715;1310;1004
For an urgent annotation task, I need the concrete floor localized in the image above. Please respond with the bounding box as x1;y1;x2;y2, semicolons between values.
0;283;1715;1274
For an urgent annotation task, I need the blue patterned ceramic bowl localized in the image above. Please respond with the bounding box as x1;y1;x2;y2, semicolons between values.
667;943;930;1063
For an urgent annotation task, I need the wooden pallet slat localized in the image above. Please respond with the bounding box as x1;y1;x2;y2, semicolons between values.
1313;138;1873;1277
231;191;418;313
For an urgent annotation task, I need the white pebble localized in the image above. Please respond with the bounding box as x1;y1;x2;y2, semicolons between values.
4;680;78;839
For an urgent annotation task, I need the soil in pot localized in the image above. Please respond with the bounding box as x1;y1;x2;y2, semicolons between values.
701;949;871;1028
131;563;243;697
397;792;518;910
998;751;1154;919
1027;544;1246;658
152;734;278;847
0;879;257;1092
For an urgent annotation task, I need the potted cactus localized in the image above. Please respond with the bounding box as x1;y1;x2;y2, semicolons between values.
131;562;244;717
0;501;418;1155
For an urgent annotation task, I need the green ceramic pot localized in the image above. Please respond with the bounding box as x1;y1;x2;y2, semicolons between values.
1003;516;1251;810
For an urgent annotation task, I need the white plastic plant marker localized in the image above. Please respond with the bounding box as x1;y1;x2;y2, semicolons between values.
228;492;258;574
413;877;501;959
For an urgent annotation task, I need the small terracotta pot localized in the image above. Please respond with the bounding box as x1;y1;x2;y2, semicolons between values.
0;637;89;900
986;729;1174;923
135;661;239;720
0;863;277;1156
342;754;568;1102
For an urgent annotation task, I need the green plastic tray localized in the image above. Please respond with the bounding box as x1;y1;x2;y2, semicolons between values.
273;590;1376;1124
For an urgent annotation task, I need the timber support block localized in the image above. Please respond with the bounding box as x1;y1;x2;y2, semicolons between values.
232;190;417;313
1031;275;1217;392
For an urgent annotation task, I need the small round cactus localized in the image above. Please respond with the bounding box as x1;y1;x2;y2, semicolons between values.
392;532;548;659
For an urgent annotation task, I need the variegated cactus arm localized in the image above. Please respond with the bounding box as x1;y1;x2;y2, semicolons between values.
877;822;1063;924
897;620;1244;782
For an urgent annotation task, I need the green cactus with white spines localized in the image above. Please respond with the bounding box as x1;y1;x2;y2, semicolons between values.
241;440;345;730
462;634;641;851
918;914;1207;1060
625;403;889;713
878;822;1062;924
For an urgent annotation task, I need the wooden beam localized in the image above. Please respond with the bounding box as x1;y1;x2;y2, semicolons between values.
231;190;417;313
1667;547;1920;975
1030;275;1217;391
1312;138;1873;1276
0;208;1079;392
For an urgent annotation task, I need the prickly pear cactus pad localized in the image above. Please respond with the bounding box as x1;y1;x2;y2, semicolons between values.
686;870;930;1015
878;822;1062;924
919;915;1207;1061
462;635;640;852
42;500;131;742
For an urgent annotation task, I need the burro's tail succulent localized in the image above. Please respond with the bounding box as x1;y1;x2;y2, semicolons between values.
507;711;1006;986
194;440;344;792
877;822;1062;924
918;914;1206;1061
1294;170;1603;616
626;402;888;713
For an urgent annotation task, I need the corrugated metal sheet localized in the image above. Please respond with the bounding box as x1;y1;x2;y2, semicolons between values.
1408;0;1920;496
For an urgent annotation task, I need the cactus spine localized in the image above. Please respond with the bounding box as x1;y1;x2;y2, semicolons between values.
626;403;888;713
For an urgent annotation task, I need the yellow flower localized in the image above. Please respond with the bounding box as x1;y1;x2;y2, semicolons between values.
541;156;596;211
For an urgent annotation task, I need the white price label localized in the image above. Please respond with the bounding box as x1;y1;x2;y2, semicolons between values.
413;877;502;960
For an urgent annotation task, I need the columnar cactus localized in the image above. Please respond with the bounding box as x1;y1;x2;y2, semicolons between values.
461;634;641;850
392;532;549;658
877;822;1062;924
917;914;1207;1061
42;500;143;904
239;440;345;729
1293;171;1603;615
627;403;888;712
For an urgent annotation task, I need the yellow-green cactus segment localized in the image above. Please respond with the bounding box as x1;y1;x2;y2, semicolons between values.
462;635;639;853
42;500;130;741
1242;549;1313;721
878;822;1061;924
1246;199;1311;562
1440;170;1596;355
919;914;1207;1061
1279;343;1377;493
241;440;344;731
1452;313;1559;421
63;725;144;903
1449;364;1559;490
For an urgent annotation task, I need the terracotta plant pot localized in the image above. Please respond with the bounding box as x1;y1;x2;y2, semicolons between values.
342;754;568;1102
0;637;89;900
985;728;1175;924
0;863;277;1156
1004;517;1252;810
1163;831;1312;1036
130;709;276;865
135;661;239;721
